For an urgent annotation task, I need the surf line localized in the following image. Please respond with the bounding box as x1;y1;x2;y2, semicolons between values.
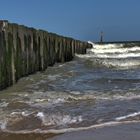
115;111;140;121
1;120;140;135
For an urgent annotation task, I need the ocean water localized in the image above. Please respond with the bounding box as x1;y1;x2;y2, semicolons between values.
0;42;140;136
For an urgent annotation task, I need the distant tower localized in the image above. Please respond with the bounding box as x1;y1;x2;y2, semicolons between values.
100;31;103;43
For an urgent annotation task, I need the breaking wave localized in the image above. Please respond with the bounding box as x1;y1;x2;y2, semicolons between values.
77;42;140;68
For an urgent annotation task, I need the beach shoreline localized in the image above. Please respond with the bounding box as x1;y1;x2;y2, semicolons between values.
0;122;140;140
48;122;140;140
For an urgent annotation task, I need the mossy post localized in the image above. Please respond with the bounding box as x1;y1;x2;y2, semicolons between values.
0;20;92;90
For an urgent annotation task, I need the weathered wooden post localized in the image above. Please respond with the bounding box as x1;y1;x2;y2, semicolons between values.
0;20;91;90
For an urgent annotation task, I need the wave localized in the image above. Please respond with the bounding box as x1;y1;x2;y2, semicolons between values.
28;91;140;107
1;120;140;136
96;59;140;68
92;44;124;49
82;42;140;59
36;112;83;126
92;53;140;59
0;111;83;131
76;53;140;59
91;46;140;54
76;56;140;69
115;111;140;121
5;90;140;106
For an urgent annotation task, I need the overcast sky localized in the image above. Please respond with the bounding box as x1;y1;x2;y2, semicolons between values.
0;0;140;42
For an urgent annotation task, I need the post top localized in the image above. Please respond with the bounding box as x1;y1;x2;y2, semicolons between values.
0;20;8;23
0;20;8;31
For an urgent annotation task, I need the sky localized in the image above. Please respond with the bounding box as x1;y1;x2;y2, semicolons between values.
0;0;140;42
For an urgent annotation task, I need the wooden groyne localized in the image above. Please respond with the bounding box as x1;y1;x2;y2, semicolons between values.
0;20;92;90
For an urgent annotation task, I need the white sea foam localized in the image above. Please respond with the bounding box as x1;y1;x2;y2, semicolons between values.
10;111;33;117
47;75;61;80
0;121;7;130
100;60;140;68
91;46;140;54
0;101;8;107
58;115;82;125
70;91;83;95
91;91;140;101
36;112;83;126
21;112;31;117
115;111;140;121
76;43;140;68
76;54;140;68
35;99;46;102
30;90;140;106
88;41;95;48
80;43;140;59
10;112;20;116
93;53;140;59
52;98;65;104
36;112;44;119
59;63;65;67
92;44;123;49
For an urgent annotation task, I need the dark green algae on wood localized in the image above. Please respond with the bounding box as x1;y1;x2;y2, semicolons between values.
0;20;92;90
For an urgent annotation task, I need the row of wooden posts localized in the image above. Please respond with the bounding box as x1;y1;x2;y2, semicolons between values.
0;20;92;90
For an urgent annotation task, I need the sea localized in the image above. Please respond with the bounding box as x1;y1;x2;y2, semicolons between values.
0;42;140;137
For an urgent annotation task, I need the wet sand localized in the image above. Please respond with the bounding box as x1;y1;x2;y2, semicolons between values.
48;122;140;140
0;131;58;140
1;122;140;140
